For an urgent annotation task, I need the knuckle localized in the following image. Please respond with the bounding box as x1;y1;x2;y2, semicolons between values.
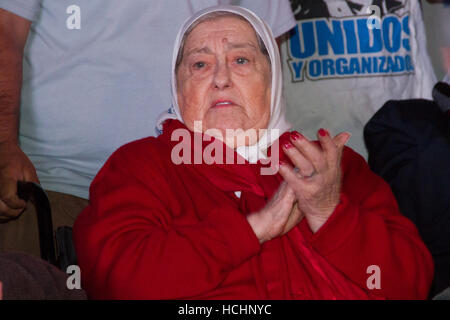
328;146;338;159
317;159;327;172
0;186;16;201
0;202;20;218
310;152;323;165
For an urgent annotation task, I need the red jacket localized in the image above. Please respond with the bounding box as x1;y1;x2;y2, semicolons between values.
73;120;433;299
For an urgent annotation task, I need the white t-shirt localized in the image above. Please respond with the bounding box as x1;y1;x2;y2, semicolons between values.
0;0;296;199
282;0;436;158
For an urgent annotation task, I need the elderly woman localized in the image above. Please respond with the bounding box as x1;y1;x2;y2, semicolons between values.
73;5;433;299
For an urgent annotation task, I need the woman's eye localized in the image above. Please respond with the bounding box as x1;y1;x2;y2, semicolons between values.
235;57;249;65
193;61;206;69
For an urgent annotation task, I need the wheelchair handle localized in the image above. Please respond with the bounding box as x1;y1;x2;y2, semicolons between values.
16;181;57;266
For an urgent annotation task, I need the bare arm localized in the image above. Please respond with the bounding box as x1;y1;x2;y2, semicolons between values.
0;9;37;219
0;8;31;143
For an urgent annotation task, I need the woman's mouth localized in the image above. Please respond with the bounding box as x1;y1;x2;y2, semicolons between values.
211;100;237;108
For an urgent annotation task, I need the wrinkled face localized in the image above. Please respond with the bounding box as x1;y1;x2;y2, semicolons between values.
176;16;271;147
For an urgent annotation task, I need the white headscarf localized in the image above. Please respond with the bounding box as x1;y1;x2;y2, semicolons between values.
156;5;291;163
444;72;450;85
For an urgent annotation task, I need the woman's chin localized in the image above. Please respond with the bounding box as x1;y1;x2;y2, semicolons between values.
204;108;248;130
205;119;246;133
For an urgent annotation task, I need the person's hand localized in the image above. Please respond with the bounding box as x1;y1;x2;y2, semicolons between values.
0;141;39;220
247;181;304;244
279;129;351;233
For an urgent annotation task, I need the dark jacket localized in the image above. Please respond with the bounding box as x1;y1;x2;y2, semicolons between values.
364;82;450;297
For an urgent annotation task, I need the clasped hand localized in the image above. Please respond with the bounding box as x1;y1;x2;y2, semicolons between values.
247;129;351;243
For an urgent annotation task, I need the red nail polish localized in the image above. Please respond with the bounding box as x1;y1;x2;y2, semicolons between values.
291;132;303;141
283;142;293;149
318;128;328;137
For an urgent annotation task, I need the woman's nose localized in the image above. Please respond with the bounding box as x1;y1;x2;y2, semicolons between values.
213;61;231;89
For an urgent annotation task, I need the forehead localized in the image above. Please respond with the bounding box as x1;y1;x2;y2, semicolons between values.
184;16;259;48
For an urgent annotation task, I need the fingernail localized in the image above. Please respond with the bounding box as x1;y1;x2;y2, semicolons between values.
291;132;303;141
283;142;293;149
318;128;328;137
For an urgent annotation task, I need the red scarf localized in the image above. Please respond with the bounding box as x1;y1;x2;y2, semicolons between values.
161;119;380;299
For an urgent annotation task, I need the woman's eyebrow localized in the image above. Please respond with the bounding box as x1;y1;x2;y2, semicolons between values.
185;47;213;57
185;42;257;58
227;42;257;51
